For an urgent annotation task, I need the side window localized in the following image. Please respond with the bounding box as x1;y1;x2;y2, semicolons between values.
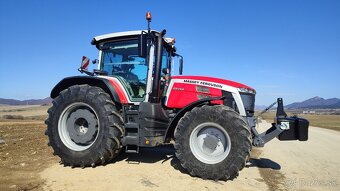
160;47;171;95
101;39;148;101
102;54;123;74
161;47;168;71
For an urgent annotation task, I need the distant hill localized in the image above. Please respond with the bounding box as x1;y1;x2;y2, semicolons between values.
0;97;52;106
286;96;340;109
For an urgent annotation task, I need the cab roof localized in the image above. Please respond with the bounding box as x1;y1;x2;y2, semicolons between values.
91;30;159;45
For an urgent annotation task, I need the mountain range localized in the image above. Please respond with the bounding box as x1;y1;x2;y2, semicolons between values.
285;96;340;109
0;97;52;106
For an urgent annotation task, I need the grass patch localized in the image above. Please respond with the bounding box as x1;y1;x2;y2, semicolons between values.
260;112;340;131
0;105;49;121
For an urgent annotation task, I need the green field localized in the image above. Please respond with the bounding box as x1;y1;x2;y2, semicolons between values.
260;111;340;131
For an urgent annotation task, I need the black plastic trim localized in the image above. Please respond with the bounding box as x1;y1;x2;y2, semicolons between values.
240;92;255;116
222;91;239;113
149;30;166;103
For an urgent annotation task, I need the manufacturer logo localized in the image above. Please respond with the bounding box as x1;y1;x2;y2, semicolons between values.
183;79;223;89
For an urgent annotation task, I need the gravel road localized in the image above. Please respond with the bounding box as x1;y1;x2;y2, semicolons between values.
40;121;340;191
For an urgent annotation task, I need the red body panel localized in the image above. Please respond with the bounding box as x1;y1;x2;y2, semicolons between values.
107;79;129;104
171;75;254;90
166;75;253;109
166;82;223;108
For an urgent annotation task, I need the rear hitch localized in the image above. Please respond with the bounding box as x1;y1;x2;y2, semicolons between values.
252;98;309;147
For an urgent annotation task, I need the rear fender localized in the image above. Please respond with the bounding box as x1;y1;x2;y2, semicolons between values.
50;76;121;105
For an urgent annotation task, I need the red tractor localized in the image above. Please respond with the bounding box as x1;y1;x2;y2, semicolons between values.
45;12;309;180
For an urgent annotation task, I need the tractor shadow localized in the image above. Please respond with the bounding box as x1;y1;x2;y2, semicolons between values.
246;158;281;170
110;145;281;177
246;148;281;170
111;144;189;174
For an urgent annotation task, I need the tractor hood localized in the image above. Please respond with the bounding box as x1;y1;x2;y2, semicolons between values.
171;75;255;92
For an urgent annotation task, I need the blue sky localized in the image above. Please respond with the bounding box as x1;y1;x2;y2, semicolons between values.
0;0;339;105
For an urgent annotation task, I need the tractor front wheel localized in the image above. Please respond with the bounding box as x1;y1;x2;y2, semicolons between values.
174;105;251;180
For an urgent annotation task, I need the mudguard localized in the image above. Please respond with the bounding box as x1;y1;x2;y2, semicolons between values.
164;96;226;142
50;76;121;103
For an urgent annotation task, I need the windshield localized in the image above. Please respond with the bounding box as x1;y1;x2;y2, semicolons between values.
101;39;147;101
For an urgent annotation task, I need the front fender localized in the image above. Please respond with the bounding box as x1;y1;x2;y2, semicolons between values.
164;96;226;142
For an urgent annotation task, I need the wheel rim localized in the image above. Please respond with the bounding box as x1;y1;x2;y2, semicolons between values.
189;122;231;164
58;102;99;151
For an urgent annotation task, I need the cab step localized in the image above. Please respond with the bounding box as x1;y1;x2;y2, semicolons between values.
122;122;140;153
125;145;139;153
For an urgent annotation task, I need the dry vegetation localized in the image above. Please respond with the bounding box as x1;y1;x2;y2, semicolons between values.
0;105;50;120
260;111;340;131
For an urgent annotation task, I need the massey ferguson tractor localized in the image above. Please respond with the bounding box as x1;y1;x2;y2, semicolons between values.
45;12;309;180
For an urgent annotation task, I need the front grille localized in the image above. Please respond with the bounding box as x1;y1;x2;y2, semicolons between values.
240;93;255;116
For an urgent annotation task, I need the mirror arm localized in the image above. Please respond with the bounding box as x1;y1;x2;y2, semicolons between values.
78;68;94;76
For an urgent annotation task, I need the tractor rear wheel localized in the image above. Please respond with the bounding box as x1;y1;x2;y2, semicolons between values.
174;105;251;180
45;85;124;168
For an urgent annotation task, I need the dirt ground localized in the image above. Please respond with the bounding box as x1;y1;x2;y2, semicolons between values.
0;120;58;191
1;116;340;190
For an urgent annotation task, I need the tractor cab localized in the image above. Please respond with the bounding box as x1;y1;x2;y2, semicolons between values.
90;29;182;104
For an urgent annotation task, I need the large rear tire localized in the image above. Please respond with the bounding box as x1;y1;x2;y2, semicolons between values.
174;105;251;180
45;85;124;168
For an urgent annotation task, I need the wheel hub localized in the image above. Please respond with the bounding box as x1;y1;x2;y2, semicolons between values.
203;134;219;152
189;122;231;164
66;109;98;145
74;118;89;134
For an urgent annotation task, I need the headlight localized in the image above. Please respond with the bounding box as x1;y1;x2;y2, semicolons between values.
238;87;256;94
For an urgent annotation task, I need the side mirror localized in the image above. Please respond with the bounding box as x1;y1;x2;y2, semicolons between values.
138;33;147;58
92;59;98;64
179;57;183;75
81;56;90;70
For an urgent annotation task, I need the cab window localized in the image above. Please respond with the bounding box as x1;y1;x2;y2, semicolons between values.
101;39;147;101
